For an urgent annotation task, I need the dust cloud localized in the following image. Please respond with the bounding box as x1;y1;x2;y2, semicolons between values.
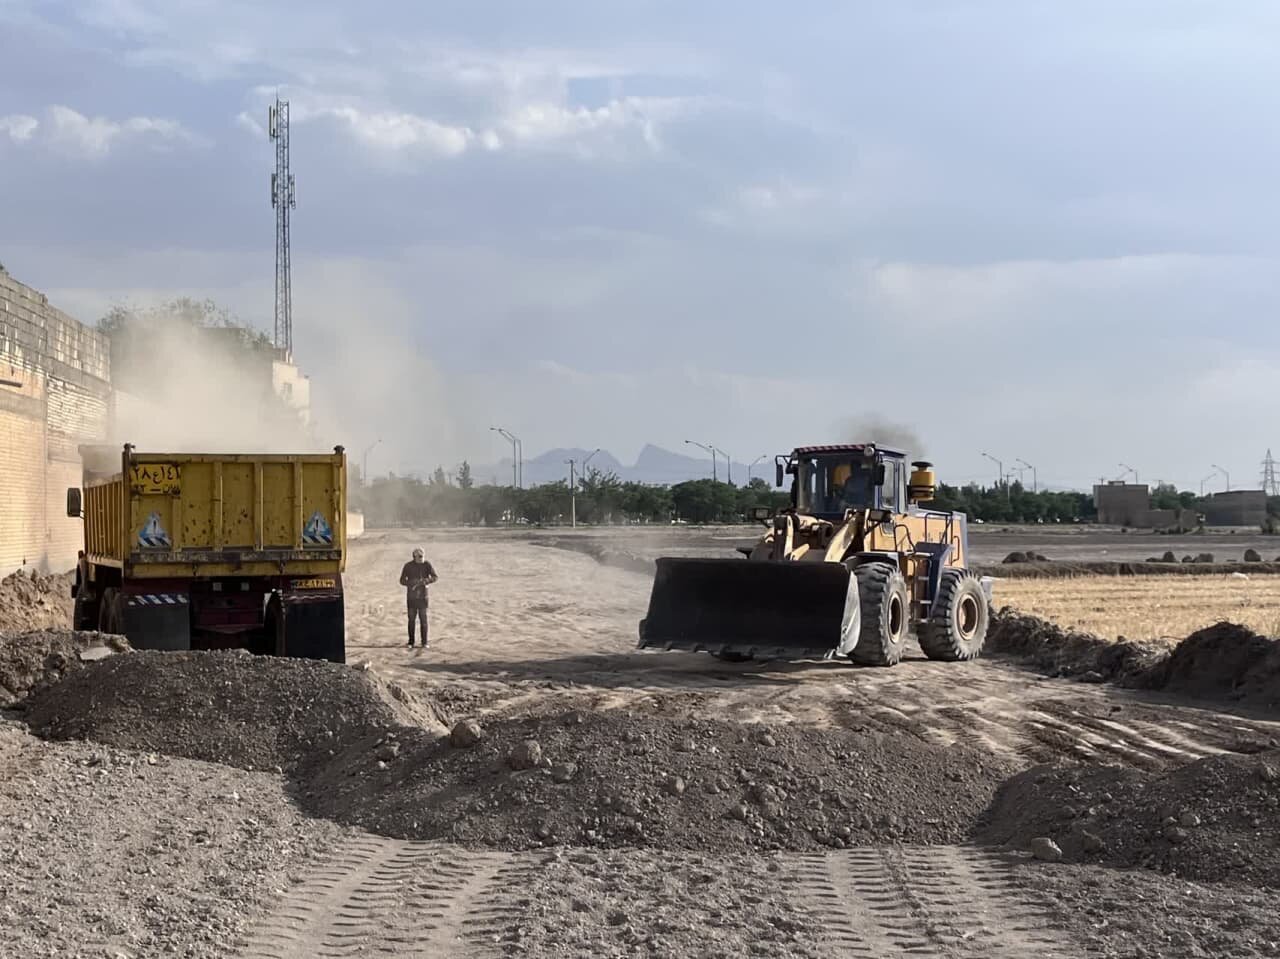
838;414;926;459
106;306;323;454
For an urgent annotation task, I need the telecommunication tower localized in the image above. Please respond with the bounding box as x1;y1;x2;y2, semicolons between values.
1262;449;1279;496
268;96;296;358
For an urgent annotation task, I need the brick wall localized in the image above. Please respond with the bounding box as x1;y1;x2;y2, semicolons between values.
0;270;110;574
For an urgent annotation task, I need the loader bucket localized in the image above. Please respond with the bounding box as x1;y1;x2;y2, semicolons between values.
638;557;860;661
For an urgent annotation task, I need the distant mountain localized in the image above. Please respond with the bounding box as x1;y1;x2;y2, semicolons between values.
470;443;764;487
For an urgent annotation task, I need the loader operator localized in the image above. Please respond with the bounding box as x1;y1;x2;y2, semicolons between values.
400;547;438;648
832;464;872;513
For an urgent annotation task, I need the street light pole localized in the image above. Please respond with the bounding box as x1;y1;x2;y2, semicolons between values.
980;451;1008;501
713;447;733;485
1016;458;1037;493
1120;463;1138;483
565;448;600;528
685;439;717;482
1212;464;1231;492
490;426;521;489
362;437;381;487
748;454;767;484
1199;472;1216;497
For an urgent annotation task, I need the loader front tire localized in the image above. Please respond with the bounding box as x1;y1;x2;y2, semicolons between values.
850;562;908;667
918;569;989;661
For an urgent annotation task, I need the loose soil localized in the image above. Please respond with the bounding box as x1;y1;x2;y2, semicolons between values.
299;709;1009;852
0;718;344;959
0;629;129;708
25;649;449;772
0;569;74;633
979;750;1280;887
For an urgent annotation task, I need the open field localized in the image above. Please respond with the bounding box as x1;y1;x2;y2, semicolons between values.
993;573;1280;642
4;525;1280;957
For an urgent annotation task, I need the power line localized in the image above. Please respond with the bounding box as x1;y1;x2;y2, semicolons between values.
268;95;296;358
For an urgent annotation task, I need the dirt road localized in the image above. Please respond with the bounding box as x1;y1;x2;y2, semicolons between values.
347;531;1280;770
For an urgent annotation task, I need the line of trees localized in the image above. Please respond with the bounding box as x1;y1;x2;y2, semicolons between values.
353;465;1278;528
351;466;792;527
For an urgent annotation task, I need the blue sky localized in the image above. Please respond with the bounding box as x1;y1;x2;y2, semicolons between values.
3;0;1280;489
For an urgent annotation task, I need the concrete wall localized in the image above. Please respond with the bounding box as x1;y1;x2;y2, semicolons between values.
1141;507;1200;531
346;509;365;539
1203;490;1267;527
1093;482;1150;526
0;270;110;574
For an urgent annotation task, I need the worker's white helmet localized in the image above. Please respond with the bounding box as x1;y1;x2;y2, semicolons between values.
412;547;424;559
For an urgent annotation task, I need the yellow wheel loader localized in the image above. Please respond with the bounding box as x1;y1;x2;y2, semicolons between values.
637;443;992;666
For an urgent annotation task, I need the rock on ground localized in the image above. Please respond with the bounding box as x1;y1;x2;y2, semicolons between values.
0;719;344;959
977;750;1280;887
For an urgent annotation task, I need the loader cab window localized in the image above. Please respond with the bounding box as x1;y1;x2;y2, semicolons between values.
796;456;875;515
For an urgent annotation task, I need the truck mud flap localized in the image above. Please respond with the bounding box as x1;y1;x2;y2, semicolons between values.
637;557;860;660
280;595;346;664
123;593;191;651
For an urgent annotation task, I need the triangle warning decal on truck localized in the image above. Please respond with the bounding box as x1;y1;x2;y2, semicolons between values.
303;510;334;545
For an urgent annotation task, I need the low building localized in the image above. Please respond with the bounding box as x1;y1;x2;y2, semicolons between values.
1093;481;1150;526
1202;490;1267;527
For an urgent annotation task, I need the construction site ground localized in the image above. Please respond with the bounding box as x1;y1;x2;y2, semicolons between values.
3;526;1280;957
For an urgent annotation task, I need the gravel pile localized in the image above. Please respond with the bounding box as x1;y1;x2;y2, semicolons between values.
1152;623;1280;709
987;610;1167;684
514;848;821;958
0;629;130;708
0;718;345;959
978;750;1280;887
25;650;449;772
299;709;1009;852
990;612;1280;711
0;569;74;633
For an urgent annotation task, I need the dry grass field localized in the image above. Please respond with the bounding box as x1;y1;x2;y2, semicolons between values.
992;573;1280;643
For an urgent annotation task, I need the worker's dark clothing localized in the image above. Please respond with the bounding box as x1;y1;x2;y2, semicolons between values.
400;559;436;646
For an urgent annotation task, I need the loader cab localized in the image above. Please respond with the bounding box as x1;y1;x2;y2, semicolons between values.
786;445;906;518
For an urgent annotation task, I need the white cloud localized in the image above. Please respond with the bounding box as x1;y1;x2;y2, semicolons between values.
45;104;196;157
320;106;475;156
0;113;38;142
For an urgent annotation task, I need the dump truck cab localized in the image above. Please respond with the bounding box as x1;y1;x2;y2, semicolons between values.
639;440;992;667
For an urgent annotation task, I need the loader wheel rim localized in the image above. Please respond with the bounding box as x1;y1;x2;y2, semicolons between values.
888;593;904;640
958;594;980;639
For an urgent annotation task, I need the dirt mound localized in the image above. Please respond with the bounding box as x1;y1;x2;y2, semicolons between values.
0;568;74;633
0;630;129;708
531;538;655;576
1151;623;1280;709
298;709;1010;852
987;610;1167;684
975;560;1280;578
25;650;449;772
978;751;1280;887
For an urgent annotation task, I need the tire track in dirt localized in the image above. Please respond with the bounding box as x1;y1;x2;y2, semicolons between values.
790;845;1076;957
237;835;539;958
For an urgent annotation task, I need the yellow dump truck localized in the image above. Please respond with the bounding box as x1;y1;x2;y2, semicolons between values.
67;443;348;662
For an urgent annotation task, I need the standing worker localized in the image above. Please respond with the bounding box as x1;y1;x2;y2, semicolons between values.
400;547;438;648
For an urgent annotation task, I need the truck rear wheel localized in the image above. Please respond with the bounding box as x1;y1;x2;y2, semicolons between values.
850;562;908;667
97;588;122;635
918;569;989;661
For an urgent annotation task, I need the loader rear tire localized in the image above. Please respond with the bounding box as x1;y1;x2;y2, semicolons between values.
918;569;989;661
850;562;908;667
97;588;122;635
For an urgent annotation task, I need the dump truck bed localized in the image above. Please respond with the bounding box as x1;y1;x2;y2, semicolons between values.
83;449;346;579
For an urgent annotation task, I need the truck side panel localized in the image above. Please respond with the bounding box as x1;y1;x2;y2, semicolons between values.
83;477;125;565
